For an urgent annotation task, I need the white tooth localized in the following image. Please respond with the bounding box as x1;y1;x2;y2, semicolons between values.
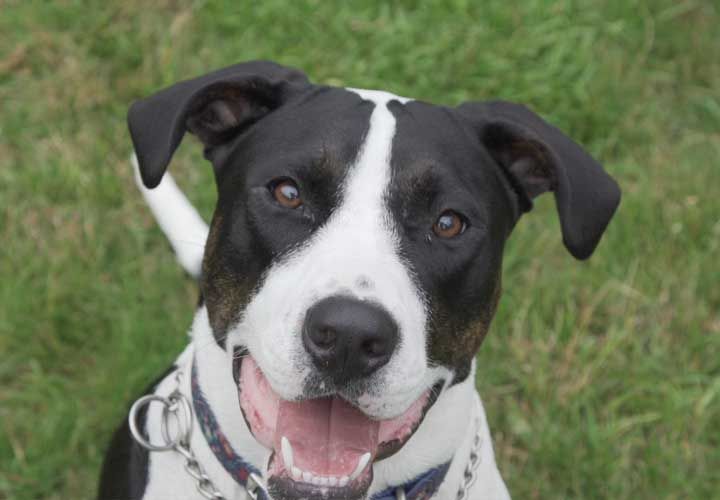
339;476;349;487
302;471;313;482
291;466;301;480
349;452;372;481
281;437;294;470
312;476;322;486
328;477;338;487
319;477;329;486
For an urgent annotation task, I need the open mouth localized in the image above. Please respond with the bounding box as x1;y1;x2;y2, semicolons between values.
233;352;442;499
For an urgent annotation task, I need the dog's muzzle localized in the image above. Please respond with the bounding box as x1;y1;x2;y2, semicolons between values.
233;291;443;500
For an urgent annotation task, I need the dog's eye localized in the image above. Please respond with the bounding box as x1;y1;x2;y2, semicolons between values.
433;210;467;238
270;178;302;209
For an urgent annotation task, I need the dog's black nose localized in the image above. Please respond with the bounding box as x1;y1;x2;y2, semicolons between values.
303;296;398;385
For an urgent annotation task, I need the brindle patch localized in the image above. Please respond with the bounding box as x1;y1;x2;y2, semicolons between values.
427;276;502;382
388;100;517;383
201;211;262;345
202;212;242;340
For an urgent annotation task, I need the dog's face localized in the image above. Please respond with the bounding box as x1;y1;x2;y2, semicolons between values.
129;61;620;500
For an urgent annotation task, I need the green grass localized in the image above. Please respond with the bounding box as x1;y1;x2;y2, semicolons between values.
1;1;718;498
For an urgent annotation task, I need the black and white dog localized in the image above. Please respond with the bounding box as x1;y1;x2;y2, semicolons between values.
98;61;620;500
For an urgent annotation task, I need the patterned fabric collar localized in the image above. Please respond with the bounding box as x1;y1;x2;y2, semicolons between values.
190;359;450;500
370;461;451;500
191;359;268;500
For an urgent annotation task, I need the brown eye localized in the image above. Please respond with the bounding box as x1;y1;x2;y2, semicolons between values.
271;179;302;208
433;210;466;238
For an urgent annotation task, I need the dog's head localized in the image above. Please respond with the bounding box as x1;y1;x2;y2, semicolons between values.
129;61;620;499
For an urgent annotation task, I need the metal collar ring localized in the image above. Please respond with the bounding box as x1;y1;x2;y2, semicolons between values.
129;393;192;452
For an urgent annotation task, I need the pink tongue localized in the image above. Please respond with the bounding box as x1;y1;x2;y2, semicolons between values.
274;397;379;476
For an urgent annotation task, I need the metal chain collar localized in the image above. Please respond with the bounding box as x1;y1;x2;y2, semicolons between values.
128;370;251;500
455;418;483;500
129;369;483;500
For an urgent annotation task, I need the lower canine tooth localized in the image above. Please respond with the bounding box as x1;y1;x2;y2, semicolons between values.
302;471;313;482
291;466;301;480
280;437;294;470
349;452;372;481
339;476;349;487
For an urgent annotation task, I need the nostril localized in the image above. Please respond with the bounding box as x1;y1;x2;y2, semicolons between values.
315;327;337;348
362;338;387;358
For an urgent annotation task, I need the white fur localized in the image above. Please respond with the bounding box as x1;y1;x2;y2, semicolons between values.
227;89;439;420
132;154;209;278
136;88;510;499
142;309;510;499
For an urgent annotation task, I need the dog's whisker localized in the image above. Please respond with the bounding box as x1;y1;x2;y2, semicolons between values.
430;383;442;399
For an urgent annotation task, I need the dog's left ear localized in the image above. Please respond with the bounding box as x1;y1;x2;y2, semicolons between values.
457;101;621;260
128;61;309;188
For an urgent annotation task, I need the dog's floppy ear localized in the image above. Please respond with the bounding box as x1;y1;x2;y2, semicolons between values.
457;101;621;260
128;61;309;188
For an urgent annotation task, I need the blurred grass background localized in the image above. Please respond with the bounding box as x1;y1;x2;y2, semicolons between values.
1;1;718;498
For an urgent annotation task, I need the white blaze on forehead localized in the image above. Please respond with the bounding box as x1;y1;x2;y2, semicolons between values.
232;88;436;418
341;88;411;229
347;88;412;104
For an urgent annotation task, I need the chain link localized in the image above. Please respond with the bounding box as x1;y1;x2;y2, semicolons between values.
129;369;270;500
129;368;483;500
179;442;226;500
455;418;483;500
246;473;268;500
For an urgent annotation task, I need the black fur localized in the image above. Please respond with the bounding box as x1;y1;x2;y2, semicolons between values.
109;60;621;496
457;101;621;260
128;61;309;189
387;99;620;383
387;100;514;383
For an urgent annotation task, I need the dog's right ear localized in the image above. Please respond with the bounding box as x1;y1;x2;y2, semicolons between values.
457;101;621;260
128;61;309;188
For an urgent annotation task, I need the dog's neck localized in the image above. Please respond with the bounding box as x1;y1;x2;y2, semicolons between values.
185;306;481;498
